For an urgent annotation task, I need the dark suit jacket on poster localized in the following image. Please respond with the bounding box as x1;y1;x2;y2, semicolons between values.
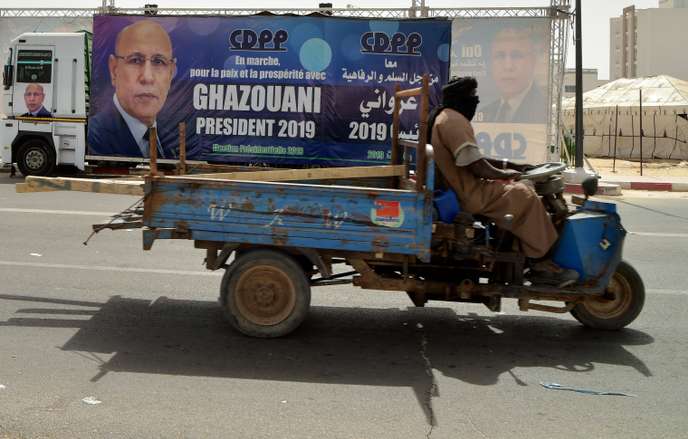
88;99;171;159
480;85;547;124
21;106;52;117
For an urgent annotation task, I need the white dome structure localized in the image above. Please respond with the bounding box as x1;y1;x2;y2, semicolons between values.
561;75;688;160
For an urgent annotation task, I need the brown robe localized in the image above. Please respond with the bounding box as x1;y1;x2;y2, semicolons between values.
431;108;557;258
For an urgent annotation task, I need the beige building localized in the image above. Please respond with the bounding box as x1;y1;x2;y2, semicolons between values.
659;0;688;7
562;68;607;98
610;3;688;81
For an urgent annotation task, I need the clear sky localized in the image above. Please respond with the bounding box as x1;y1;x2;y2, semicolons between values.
0;0;662;79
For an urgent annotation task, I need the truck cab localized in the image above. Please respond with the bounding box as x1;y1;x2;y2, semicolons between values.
1;32;90;176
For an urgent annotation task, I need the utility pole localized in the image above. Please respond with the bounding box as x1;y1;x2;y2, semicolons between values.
574;0;583;169
564;0;603;187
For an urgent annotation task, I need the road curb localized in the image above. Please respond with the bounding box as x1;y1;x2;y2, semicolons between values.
602;180;688;192
565;182;622;196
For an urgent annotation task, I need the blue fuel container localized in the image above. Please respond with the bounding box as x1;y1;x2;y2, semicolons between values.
433;188;461;223
552;205;625;281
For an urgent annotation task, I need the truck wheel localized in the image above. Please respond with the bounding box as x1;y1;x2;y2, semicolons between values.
16;139;55;176
570;260;645;330
220;249;311;338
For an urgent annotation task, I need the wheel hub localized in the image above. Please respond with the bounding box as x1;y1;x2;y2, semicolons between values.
235;265;297;326
583;273;631;318
255;284;277;306
25;149;45;170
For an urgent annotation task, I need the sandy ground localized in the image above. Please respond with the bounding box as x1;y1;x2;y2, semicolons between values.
587;157;688;178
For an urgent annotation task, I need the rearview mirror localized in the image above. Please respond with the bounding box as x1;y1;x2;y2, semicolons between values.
582;177;599;198
2;64;12;89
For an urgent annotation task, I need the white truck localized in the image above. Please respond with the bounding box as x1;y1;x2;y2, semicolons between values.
2;31;91;176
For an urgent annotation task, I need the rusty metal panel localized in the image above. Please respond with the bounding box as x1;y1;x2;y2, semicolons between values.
144;176;434;261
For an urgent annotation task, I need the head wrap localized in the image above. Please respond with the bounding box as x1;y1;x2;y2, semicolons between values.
428;76;480;142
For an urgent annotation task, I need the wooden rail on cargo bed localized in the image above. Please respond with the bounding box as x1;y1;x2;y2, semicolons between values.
390;75;430;192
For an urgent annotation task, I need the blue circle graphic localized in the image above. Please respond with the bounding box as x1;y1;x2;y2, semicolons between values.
299;38;332;72
369;20;399;35
437;43;450;62
289;23;323;51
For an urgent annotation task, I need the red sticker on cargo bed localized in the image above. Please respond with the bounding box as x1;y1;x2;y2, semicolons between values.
371;200;404;228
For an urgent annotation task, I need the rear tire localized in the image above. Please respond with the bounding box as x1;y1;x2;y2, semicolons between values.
220;249;311;338
16;138;55;177
570;260;645;330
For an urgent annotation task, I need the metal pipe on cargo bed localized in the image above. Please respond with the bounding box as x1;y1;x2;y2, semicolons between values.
178;122;187;175
391;84;402;188
149;126;158;176
416;75;429;192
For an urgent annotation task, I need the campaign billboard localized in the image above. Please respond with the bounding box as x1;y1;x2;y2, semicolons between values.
88;15;450;166
450;18;551;163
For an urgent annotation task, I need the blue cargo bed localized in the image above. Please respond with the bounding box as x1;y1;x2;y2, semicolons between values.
142;176;434;262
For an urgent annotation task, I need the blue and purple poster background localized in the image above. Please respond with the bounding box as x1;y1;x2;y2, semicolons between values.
88;15;450;166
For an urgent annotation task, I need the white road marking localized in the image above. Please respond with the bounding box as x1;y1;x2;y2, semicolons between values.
0;261;220;276
628;232;688;238
647;289;688;295
0;208;115;216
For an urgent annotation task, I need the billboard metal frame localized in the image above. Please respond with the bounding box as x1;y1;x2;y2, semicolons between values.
0;5;567;19
0;1;571;160
548;0;571;160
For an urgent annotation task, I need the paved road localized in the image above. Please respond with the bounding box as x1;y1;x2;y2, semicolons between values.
1;174;687;439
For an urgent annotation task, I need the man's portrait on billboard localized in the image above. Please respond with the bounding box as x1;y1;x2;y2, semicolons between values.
88;19;176;158
480;25;548;124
